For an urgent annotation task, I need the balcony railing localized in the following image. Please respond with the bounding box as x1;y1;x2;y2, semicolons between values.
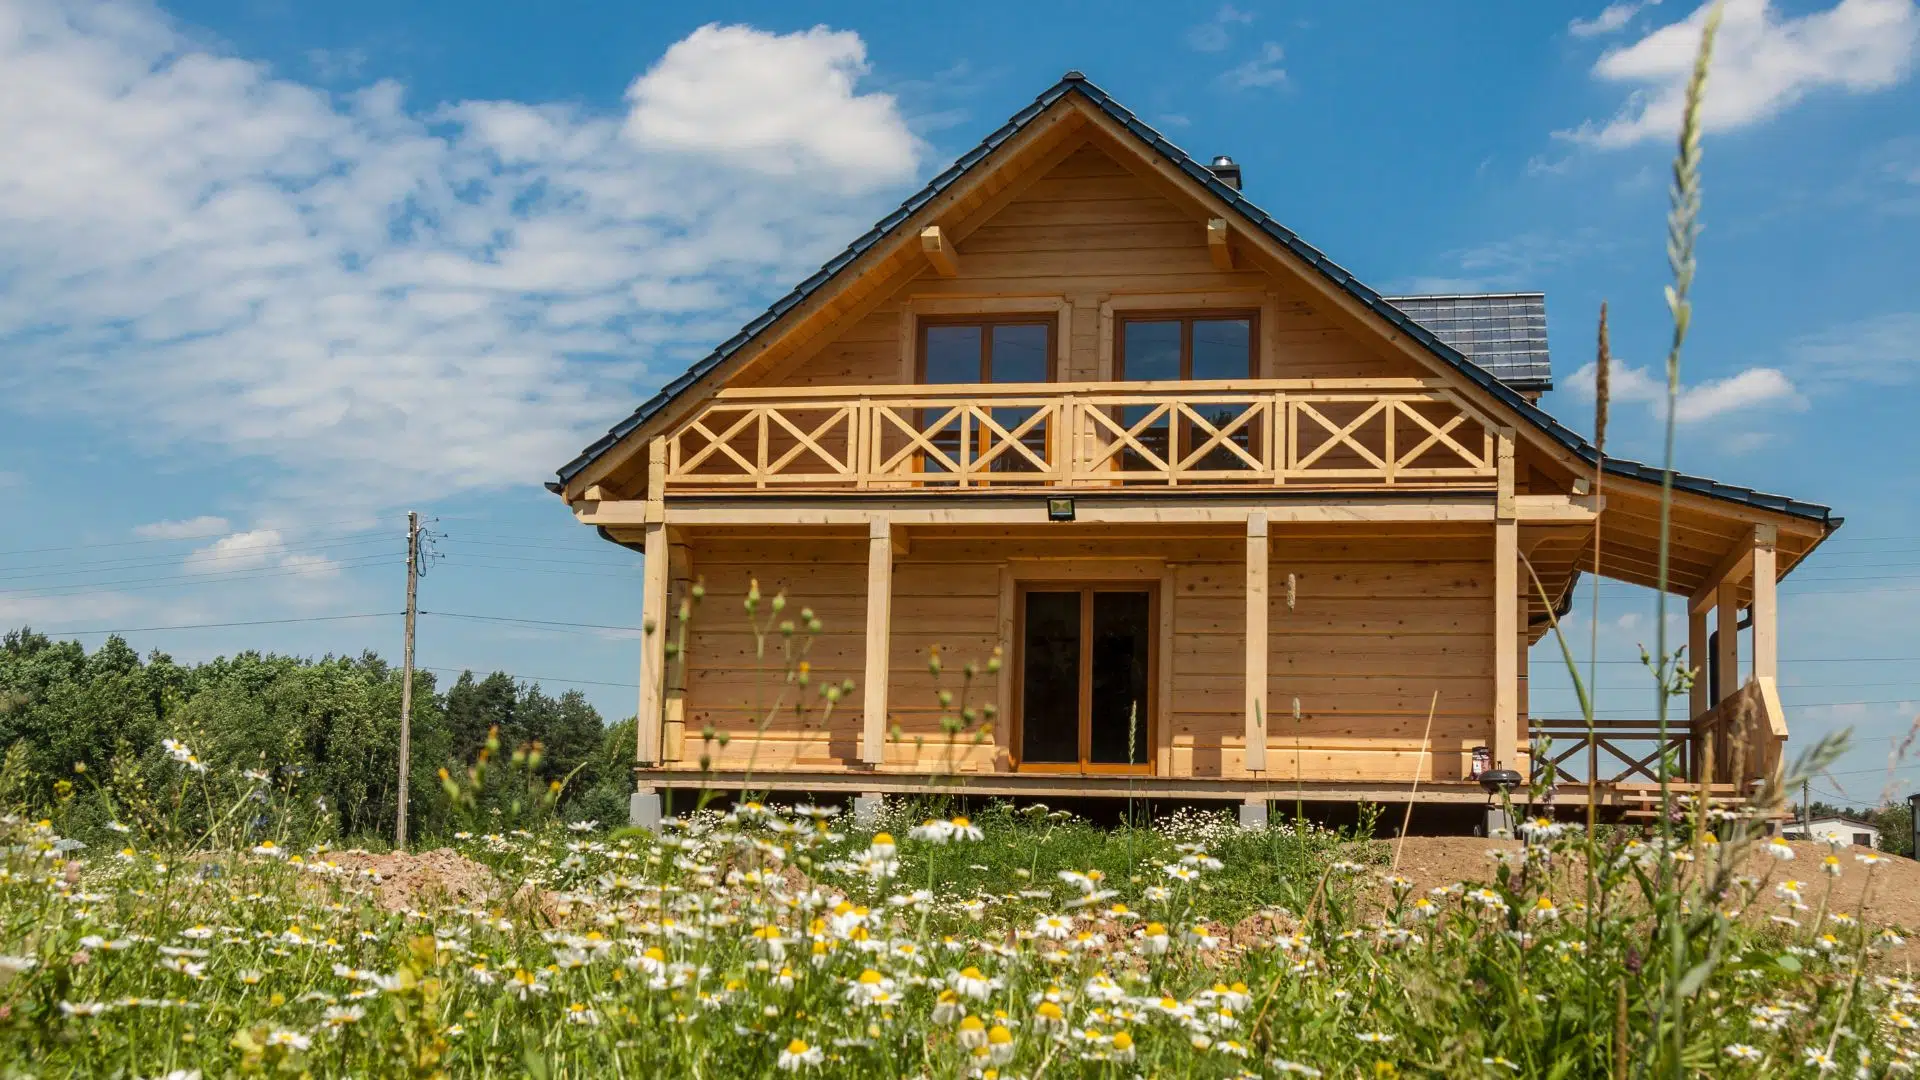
662;378;1499;494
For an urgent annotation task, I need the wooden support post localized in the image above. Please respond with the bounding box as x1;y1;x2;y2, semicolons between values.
1244;512;1268;773
1688;608;1709;720
1751;527;1778;681
862;517;894;766
636;437;670;768
920;226;959;277
637;521;669;766
1206;218;1233;271
1715;579;1740;704
663;533;692;762
1493;518;1518;770
1492;429;1518;771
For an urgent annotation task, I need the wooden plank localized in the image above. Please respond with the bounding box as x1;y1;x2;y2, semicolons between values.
862;517;893;764
920;226;960;277
1245;512;1268;772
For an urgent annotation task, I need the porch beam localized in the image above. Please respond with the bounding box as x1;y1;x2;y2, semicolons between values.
1207;217;1234;270
861;517;895;765
1688;524;1778;614
1245;511;1268;773
585;496;1514;528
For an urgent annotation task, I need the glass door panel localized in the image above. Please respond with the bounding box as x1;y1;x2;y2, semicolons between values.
1088;591;1151;765
1018;591;1081;764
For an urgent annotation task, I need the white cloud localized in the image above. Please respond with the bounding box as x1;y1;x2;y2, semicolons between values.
1671;366;1805;421
1221;42;1288;89
185;529;287;573
621;23;918;182
1564;358;1807;423
1571;1;1660;38
1561;0;1920;148
1787;311;1920;386
0;3;921;513
133;515;231;540
1188;5;1255;52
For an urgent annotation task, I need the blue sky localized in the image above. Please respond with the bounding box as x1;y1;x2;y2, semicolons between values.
2;0;1917;804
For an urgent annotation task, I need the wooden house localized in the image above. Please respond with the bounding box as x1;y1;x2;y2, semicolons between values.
549;74;1839;826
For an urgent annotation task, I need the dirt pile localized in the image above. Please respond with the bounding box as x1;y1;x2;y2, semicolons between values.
1375;837;1920;957
318;848;500;912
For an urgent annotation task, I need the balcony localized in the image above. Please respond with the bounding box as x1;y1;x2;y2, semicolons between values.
658;378;1501;496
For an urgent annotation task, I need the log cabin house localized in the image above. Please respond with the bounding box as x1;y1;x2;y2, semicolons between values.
549;73;1840;828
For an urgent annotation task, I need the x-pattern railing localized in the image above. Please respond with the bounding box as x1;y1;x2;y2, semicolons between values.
662;379;1497;492
1534;719;1694;785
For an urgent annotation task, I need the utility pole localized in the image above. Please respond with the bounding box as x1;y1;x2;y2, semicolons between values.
396;511;420;850
1802;778;1811;839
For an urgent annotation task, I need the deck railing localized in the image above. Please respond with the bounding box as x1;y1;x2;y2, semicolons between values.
1534;676;1787;792
662;378;1499;494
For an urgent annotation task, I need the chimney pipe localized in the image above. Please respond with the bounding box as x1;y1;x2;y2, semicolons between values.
1208;155;1241;191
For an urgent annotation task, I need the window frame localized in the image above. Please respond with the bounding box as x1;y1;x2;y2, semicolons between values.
914;315;1059;386
1113;309;1260;383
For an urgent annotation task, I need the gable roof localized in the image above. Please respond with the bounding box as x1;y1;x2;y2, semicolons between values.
551;73;1836;534
1384;294;1551;392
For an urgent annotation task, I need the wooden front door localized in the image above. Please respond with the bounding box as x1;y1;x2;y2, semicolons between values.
1014;584;1155;773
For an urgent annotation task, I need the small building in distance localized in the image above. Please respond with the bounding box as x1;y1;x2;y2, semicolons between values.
1781;815;1882;850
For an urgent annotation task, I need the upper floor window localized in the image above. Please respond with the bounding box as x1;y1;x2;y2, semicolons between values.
1116;313;1256;381
919;318;1053;384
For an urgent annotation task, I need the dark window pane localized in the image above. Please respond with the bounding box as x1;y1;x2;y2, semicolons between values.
989;324;1049;383
1192;318;1252;380
924;325;981;384
1089;592;1151;765
1020;592;1081;764
1121;321;1181;381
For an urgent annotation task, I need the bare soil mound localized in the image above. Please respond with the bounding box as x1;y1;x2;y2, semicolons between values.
319;848;499;912
1376;837;1920;956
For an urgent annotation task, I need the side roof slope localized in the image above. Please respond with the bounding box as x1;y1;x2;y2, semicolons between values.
551;74;1834;529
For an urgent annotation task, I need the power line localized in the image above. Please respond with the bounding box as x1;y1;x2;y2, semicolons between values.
0;519;375;558
0;554;401;599
420;664;636;691
423;611;643;633
28;613;402;636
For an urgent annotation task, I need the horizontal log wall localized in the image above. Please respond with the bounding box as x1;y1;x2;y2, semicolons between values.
757;143;1428;392
671;527;1519;786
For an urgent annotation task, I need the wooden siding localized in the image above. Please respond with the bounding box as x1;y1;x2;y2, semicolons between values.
670;526;1515;784
756;143;1427;392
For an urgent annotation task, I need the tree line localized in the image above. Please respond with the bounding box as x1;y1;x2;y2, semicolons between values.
0;627;637;845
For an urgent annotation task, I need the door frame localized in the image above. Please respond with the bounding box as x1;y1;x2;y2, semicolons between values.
1009;579;1160;776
